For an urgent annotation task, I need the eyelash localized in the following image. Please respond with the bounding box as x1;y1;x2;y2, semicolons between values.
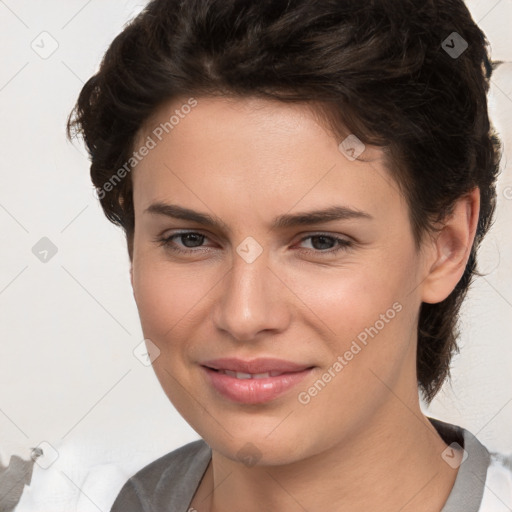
154;231;353;256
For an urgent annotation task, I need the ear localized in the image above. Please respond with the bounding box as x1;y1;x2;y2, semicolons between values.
421;188;480;304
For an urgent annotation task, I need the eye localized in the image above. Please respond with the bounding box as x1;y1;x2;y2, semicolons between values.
154;231;353;257
154;231;212;255
295;234;353;255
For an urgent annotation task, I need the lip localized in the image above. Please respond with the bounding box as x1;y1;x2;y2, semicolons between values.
201;357;311;374
201;358;314;404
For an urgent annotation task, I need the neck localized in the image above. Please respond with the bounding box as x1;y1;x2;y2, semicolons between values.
193;401;459;512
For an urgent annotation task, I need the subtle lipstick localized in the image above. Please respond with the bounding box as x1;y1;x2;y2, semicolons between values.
201;358;314;404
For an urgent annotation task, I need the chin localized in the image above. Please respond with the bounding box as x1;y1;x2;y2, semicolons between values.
193;416;314;466
212;436;308;467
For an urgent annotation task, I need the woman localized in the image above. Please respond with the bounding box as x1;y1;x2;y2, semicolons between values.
67;0;511;510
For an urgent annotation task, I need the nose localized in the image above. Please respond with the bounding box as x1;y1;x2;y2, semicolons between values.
213;246;290;342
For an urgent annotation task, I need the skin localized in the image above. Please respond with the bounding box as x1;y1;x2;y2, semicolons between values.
129;96;480;512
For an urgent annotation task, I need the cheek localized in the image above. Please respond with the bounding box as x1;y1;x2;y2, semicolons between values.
132;259;209;342
283;255;419;403
282;259;409;340
292;269;415;418
299;257;418;387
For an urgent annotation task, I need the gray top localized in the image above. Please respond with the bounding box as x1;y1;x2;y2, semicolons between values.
110;417;492;512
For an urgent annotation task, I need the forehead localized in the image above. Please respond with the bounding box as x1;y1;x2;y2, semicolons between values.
131;96;403;223
135;95;386;162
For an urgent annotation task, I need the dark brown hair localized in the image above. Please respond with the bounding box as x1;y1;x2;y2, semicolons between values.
67;0;502;403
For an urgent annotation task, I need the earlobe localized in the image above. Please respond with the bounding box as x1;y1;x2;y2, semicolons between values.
421;188;480;304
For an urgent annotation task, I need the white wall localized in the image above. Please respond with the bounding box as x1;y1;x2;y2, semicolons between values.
0;1;510;510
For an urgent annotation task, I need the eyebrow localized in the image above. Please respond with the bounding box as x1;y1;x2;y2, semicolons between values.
144;202;373;233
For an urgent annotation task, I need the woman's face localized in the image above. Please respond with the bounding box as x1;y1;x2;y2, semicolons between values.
130;96;433;465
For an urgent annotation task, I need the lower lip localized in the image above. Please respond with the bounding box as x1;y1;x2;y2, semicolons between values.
201;366;313;404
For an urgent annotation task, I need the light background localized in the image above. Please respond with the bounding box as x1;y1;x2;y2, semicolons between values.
0;1;511;510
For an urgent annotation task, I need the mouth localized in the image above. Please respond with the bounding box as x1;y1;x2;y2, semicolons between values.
201;357;312;374
206;369;296;379
200;358;315;404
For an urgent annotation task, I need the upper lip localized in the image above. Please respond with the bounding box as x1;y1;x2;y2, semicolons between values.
201;358;312;374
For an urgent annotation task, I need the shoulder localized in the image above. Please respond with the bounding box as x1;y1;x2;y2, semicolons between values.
480;450;512;511
110;439;211;512
427;417;512;511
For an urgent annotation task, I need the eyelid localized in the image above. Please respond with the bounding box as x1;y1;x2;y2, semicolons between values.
296;231;353;243
157;228;218;243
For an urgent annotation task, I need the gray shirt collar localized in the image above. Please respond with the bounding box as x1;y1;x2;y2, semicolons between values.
429;417;490;512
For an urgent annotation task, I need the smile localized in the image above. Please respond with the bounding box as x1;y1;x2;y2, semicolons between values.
215;369;288;379
200;359;315;404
